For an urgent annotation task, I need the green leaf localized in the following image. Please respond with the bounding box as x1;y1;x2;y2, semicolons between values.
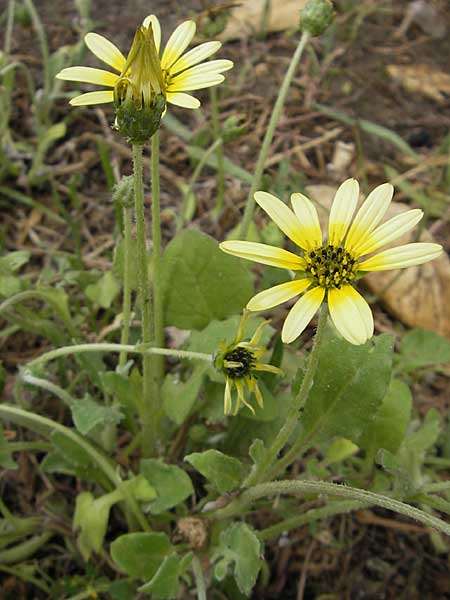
85;271;120;309
140;459;194;514
71;395;123;435
161;230;254;330
359;379;412;455
397;329;450;373
324;438;359;465
402;408;441;455
0;275;22;297
0;251;30;274
111;532;173;579
185;449;246;494
139;553;182;598
101;370;142;418
162;364;207;425
300;322;394;447
73;491;113;560
213;523;262;596
47;431;105;483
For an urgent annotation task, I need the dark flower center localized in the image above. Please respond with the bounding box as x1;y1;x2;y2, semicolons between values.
223;347;255;378
305;244;357;289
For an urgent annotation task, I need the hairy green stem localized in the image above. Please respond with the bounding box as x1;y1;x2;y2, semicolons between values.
119;206;133;367
4;0;15;54
258;500;365;541
0;404;150;532
21;373;76;407
192;555;207;600
133;143;156;457
210;87;225;218
151;131;164;390
243;306;327;487
27;342;213;370
239;30;310;239
210;480;450;536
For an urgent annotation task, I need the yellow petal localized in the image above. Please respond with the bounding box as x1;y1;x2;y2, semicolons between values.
353;209;423;257
290;192;323;250
161;20;196;70
166;91;200;109
142;14;161;52
170;41;222;75
220;240;305;270
247;279;311;311
281;286;325;344
345;183;393;253
69;90;114;105
84;32;126;72
224;379;232;415
328;286;373;345
56;66;118;87
167;72;225;92
328;178;359;246
254;191;311;250
358;242;443;271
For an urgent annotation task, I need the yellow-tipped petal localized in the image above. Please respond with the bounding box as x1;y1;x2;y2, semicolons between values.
247;279;311;311
224;378;232;415
84;32;126;72
142;14;161;52
235;379;255;415
290;192;323;250
161;20;196;70
255;191;311;250
328;286;373;345
69;90;114;106
358;242;443;271
166;91;200;109
170;41;222;75
56;66;118;87
220;240;305;270
345;183;393;253
281;286;325;344
353;209;423;257
167;72;225;92
328;178;359;246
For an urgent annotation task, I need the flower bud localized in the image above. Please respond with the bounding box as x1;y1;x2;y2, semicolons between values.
113;175;134;208
113;25;167;143
300;0;335;36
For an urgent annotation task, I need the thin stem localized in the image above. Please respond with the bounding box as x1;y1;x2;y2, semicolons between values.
179;137;223;229
0;531;53;564
0;404;150;532
210;87;225;219
21;373;76;407
239;31;310;239
6;441;53;452
27;342;213;370
210;480;450;537
119;206;133;367
151;131;164;389
258;500;365;541
4;0;15;54
133;143;156;457
192;555;207;600
243;306;327;487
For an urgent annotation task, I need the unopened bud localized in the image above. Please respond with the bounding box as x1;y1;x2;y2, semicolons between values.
115;93;165;144
113;175;134;208
300;0;335;36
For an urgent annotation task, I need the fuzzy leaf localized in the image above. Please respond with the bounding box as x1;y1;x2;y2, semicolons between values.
71;396;123;435
140;459;194;514
185;449;246;493
111;532;173;579
161;230;254;330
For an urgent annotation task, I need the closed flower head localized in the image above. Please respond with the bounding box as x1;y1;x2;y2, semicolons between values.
220;179;443;346
56;14;233;140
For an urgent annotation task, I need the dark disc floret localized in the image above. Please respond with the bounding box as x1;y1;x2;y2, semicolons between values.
304;244;357;289
223;347;255;378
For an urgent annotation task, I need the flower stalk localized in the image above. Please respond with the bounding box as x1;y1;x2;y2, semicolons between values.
210;86;225;219
151;131;164;386
132;143;157;456
243;305;328;487
119;204;133;368
239;30;310;239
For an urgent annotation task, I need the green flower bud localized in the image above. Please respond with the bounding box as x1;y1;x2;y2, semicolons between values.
113;175;134;209
300;0;335;36
115;92;166;144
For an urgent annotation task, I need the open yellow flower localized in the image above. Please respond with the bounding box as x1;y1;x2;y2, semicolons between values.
214;311;283;416
56;14;233;110
220;179;443;345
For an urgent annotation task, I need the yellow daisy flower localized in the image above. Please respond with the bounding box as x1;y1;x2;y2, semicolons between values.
214;311;283;416
220;179;443;346
56;14;233;110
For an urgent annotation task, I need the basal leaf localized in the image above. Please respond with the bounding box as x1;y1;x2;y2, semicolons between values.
111;532;173;579
185;449;246;494
140;459;194;514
